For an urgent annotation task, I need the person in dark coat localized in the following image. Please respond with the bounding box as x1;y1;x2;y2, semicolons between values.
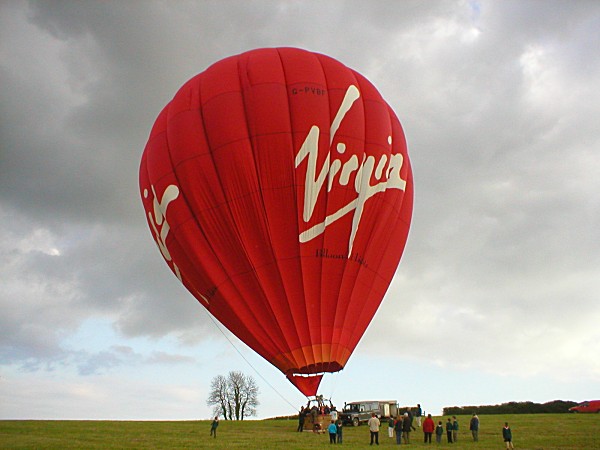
446;418;453;443
210;416;219;438
394;415;403;445
469;414;479;441
435;421;444;443
336;420;343;444
503;422;514;449
297;407;306;432
402;412;412;444
452;416;459;442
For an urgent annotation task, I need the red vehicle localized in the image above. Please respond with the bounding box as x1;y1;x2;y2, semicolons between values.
569;400;600;413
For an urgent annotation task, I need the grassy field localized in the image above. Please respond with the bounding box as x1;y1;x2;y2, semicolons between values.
1;413;599;449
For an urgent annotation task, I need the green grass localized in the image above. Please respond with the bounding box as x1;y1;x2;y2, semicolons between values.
1;414;599;449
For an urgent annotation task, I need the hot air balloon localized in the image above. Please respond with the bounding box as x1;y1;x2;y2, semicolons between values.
139;47;413;397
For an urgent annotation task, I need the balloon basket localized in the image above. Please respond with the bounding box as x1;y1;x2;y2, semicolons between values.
303;414;329;433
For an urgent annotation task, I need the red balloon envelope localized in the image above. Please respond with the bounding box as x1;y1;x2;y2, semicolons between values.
139;48;413;397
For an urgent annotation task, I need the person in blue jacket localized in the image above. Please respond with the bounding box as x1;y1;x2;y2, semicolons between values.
328;420;338;444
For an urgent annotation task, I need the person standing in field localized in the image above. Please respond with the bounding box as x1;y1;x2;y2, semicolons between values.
368;412;380;445
328;420;338;444
388;415;395;438
452;416;459;442
331;406;338;423
336;420;343;444
297;406;306;432
416;404;423;427
502;422;515;449
394;414;403;444
435;421;444;443
210;416;219;438
446;418;453;443
407;409;416;431
422;413;435;444
402;412;412;444
469;413;480;441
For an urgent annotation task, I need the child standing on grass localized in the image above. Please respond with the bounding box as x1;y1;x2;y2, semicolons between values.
503;422;515;449
328;420;338;444
210;416;219;438
435;421;443;443
336;420;343;443
452;416;459;443
446;418;453;443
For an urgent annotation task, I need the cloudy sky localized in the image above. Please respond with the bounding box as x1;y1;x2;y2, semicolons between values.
1;0;599;420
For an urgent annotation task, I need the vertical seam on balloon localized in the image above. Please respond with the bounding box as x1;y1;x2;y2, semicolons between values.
277;47;316;376
312;52;333;375
162;93;270;357
342;79;388;356
344;83;409;354
323;58;356;374
273;48;313;374
204;53;295;364
235;48;306;372
323;66;362;370
331;73;378;368
168;73;288;369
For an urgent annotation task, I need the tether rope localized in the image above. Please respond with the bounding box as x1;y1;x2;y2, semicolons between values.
202;308;299;412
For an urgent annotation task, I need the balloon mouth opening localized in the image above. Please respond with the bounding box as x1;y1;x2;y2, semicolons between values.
286;373;324;397
286;362;343;375
288;371;324;378
284;363;344;396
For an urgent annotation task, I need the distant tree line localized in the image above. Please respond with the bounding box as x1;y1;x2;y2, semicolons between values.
443;400;578;415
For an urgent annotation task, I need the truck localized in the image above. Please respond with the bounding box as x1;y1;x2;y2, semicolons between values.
568;400;600;413
339;400;399;426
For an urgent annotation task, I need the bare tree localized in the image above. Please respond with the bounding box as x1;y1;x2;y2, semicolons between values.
207;371;259;420
207;374;230;420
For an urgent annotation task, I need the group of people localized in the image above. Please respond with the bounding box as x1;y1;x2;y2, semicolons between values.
369;409;514;448
326;419;344;444
367;407;420;446
209;406;515;448
297;398;340;434
438;415;461;444
385;411;479;445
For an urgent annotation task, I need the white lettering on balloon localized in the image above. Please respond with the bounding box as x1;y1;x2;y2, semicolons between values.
144;184;212;305
294;85;407;256
144;185;182;280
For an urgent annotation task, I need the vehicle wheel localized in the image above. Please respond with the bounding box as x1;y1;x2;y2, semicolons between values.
353;418;360;427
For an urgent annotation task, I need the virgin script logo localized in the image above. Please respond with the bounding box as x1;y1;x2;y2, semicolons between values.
144;185;181;280
294;85;407;256
143;184;212;304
